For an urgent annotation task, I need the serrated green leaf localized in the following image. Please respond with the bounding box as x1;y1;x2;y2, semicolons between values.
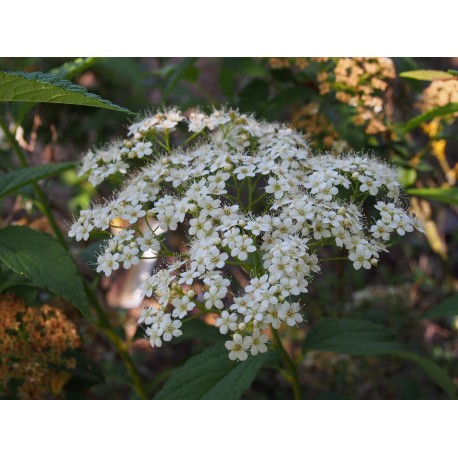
155;343;267;400
406;187;458;205
424;295;458;318
403;103;458;132
0;71;134;114
400;70;455;81
16;58;102;123
0;162;74;199
392;351;457;399
0;226;90;318
302;318;456;398
302;318;403;355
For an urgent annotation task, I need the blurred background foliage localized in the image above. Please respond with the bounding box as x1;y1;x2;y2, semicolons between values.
0;57;457;399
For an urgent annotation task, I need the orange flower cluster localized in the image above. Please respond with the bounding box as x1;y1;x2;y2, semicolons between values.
416;79;458;115
0;294;80;399
332;57;395;134
268;57;396;147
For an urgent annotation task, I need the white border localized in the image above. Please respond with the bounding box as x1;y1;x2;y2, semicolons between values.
2;1;456;56
0;401;455;457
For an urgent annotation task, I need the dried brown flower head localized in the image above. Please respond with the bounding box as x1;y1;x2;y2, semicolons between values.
0;294;80;399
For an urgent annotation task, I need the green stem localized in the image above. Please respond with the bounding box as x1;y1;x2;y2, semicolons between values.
0;118;67;247
250;191;267;208
271;327;303;400
84;285;147;399
1;118;147;400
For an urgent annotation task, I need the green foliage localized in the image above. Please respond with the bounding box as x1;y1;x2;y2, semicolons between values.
302;318;403;355
161;57;199;102
406;187;458;206
0;57;455;400
402;103;458;132
50;57;101;79
0;162;74;199
0;71;134;114
173;318;226;344
424;295;458;318
391;351;457;399
15;58;103;123
0;263;35;294
302;318;456;398
400;70;455;81
0;226;90;318
155;343;267;400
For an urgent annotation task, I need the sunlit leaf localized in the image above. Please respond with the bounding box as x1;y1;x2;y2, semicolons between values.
406;187;458;205
403;103;458;132
400;70;455;81
15;58;103;123
0;71;134;114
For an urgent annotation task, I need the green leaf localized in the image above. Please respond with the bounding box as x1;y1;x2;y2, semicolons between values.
302;318;456;398
424;295;458;318
302;318;403;355
155;343;267;399
403;103;458;132
0;264;36;294
161;58;198;102
172;318;226;344
0;226;90;318
239;79;270;114
400;70;455;81
406;187;458;205
0;162;74;199
0;71;134;114
15;58;103;123
392;351;457;399
448;69;458;76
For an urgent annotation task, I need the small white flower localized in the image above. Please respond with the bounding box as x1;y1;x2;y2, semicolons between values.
215;311;238;334
225;333;251;361
171;295;195;319
146;324;163;348
231;237;256;261
244;330;269;355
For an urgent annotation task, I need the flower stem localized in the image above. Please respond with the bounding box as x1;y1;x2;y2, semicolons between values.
321;256;347;262
271;327;303;400
84;285;147;399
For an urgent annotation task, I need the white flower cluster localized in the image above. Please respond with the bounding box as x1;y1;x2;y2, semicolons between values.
69;108;424;361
